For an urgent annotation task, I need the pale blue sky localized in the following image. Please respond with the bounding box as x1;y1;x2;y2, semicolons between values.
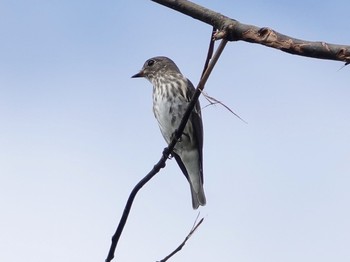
0;1;349;261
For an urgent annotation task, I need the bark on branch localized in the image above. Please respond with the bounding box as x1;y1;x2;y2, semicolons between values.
152;0;350;64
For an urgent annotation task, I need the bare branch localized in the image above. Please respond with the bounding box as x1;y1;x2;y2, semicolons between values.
152;0;350;64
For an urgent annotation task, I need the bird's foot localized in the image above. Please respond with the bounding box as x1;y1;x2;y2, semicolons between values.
162;147;173;160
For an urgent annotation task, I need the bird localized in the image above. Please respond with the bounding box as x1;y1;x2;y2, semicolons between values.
132;56;206;209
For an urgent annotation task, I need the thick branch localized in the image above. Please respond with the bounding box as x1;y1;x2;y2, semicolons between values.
152;0;350;64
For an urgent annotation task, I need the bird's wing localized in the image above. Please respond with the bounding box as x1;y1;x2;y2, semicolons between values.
186;78;204;181
173;152;191;183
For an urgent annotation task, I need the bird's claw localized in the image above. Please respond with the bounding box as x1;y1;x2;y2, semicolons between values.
162;147;174;160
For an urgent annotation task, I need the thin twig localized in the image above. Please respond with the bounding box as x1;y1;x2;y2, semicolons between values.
202;92;247;123
201;27;220;107
201;27;216;78
157;215;205;262
105;35;228;262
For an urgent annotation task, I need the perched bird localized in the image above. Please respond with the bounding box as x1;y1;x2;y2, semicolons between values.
132;56;206;209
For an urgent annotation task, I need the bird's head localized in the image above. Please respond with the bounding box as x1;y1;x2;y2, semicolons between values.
131;56;181;81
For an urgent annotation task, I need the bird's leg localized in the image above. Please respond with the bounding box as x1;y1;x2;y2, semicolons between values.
163;130;183;160
162;147;173;160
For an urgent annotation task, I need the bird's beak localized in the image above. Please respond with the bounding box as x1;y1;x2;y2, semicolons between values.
131;70;144;78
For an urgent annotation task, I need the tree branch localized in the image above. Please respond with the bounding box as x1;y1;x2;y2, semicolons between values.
152;0;350;64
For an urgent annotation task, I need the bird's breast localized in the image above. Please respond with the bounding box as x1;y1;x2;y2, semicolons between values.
153;90;189;144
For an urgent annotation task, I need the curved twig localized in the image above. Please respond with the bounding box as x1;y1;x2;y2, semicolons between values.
157;215;204;262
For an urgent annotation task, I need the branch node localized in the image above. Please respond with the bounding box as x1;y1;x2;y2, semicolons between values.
258;27;270;38
213;30;226;40
220;21;238;41
336;47;350;63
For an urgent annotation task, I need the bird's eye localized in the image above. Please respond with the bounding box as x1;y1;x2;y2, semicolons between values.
147;59;155;67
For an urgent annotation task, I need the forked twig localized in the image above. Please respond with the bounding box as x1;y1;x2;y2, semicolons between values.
199;28;247;123
202;92;247;123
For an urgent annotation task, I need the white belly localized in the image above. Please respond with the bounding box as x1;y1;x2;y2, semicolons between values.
153;96;192;148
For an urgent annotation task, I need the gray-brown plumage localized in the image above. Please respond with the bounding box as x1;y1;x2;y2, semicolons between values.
132;56;206;209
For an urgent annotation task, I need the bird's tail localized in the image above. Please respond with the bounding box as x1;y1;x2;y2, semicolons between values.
190;183;206;209
172;152;206;209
